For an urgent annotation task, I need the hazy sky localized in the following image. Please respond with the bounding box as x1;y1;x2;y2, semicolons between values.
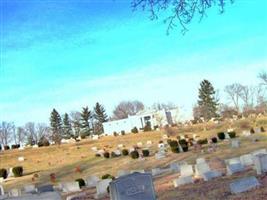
1;0;267;125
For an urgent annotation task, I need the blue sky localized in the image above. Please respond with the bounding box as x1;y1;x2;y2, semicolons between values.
0;0;266;125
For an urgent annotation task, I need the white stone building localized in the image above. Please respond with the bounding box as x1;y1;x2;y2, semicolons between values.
103;108;179;135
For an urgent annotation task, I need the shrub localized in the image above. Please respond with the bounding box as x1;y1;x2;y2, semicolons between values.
228;131;236;138
122;149;129;156
0;168;7;179
12;166;23;177
121;130;125;135
143;124;152;132
171;147;179;153
197;138;208;145
103;152;110;158
169;140;178;148
142;149;150;157
11;144;20;149
261;126;265;132
178;139;188;146
181;144;188;152
167;139;172;145
111;152;118;158
80;131;89;139
95;153;101;157
38;137;50;147
217;132;225;140
4;145;10;150
131;127;138;133
75;178;85;188
250;128;255;134
113;132;118;136
211;137;218;143
102;174;114;180
130;150;139;159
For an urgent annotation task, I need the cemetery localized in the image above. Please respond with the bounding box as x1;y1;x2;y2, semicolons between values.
0;117;267;199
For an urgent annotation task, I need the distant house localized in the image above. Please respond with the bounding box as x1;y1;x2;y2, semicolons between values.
103;108;179;135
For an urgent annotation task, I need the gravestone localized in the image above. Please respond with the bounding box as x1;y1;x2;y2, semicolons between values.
86;176;100;188
225;132;230;139
225;157;241;165
255;128;261;134
6;191;61;200
8;168;14;177
230;176;260;194
240;154;253;166
253;153;267;175
92;135;99;140
18;157;25;162
151;168;161;176
62;182;81;193
117;170;130;177
195;162;210;176
146;141;152;146
180;165;194;177
157;143;164;148
226;163;245;176
137;142;143;147
24;185;36;194
8;188;21;197
251;149;267;157
32;144;38;148
231;139;240;148
114;150;121;156
109;172;156;200
91;147;98;152
0;178;3;183
173;176;193;188
242;130;251;137
18;146;25;150
170;162;180;173
196;158;206;164
37;185;54;193
155;146;166;160
94;179;112;199
202;171;222;181
0;185;4;196
117;144;124;148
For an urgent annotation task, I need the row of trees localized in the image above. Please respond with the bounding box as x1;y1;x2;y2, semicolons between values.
193;72;267;121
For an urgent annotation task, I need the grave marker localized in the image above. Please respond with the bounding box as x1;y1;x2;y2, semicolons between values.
62;182;81;193
226;163;245;176
240;154;253;166
253;153;267;175
230;176;260;194
94;179;112;199
86;175;100;188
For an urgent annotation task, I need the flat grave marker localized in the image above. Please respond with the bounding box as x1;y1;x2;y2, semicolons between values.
230;176;260;194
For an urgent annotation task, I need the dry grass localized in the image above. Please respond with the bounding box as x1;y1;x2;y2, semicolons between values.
0;117;267;199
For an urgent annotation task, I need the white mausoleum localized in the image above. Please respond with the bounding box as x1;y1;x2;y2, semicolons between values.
103;108;179;135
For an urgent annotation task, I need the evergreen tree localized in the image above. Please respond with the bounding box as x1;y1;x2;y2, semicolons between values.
197;80;219;120
50;109;63;144
94;102;108;134
62;113;72;139
80;106;92;137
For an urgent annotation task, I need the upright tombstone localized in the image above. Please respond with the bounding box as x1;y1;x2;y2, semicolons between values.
240;154;254;166
225;132;230;139
170;162;180;173
231;139;240;148
230;176;260;194
196;158;206;164
195;162;210;177
242;130;251;137
109;172;156;200
253;153;267;175
9;188;22;197
62;182;81;193
0;185;5;196
94;179;112;199
155;146;166;160
86;175;100;188
255;128;261;134
226;163;245;176
24;185;37;194
8;168;14;177
180;165;194;177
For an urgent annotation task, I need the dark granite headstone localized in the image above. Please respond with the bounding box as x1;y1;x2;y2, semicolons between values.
110;172;156;200
37;185;54;193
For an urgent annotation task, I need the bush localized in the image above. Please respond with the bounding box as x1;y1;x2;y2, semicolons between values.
80;131;89;139
171;147;180;153
197;138;208;145
11;144;20;149
103;152;110;158
211;137;218;143
142;149;150;157
181;144;188;152
121;130;125;135
178;139;188;146
102;174;115;180
167;139;172;145
4;145;10;150
113;132;118;136
131;127;138;133
250;128;255;134
217;132;225;140
0;168;7;179
122;149;129;156
144;125;152;132
261;126;265;132
130;150;139;159
111;152;119;158
12;166;23;177
169;140;178;148
75;178;86;188
228;131;236;138
95;153;101;157
38;137;50;147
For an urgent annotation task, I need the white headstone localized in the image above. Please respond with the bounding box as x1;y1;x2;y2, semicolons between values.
173;176;193;188
24;185;36;193
86;176;100;188
146;140;152;145
0;185;4;196
180;165;194;177
201;171;222;181
92;135;99;140
8;188;21;197
242;130;251;137
196;158;206;164
114;150;121;156
230;176;260;194
0;178;3;183
91;147;98;152
225;133;230;139
240;154;253;166
225;157;241;165
253;153;267;175
18;146;25;150
32;144;38;148
170;163;180;173
195;162;210;176
62;182;81;193
94;179;112;199
117;144;124;148
18;157;25;162
137;142;143;147
8;168;14;178
151;168;161;176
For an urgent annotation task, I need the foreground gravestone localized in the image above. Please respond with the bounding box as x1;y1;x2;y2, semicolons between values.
86;175;100;188
5;191;61;200
253;153;267;175
24;185;37;194
62;182;81;193
170;162;180;173
201;171;222;181
196;158;206;164
240;154;254;166
230;176;260;194
110;172;156;200
37;185;54;193
94;179;112;199
242;130;251;137
173;176;193;188
8;188;21;197
0;185;5;196
8;168;14;178
226;163;245;176
180;165;194;177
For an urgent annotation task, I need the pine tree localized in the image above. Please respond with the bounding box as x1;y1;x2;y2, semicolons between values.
50;109;63;144
94;102;108;134
62;113;72;139
80;106;92;137
197;80;219;120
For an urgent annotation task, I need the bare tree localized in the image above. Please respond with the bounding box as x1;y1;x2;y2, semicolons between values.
24;122;36;145
112;100;144;120
16;126;26;145
0;121;14;146
224;83;243;113
70;111;81;137
131;0;234;34
36;123;50;142
259;71;267;85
